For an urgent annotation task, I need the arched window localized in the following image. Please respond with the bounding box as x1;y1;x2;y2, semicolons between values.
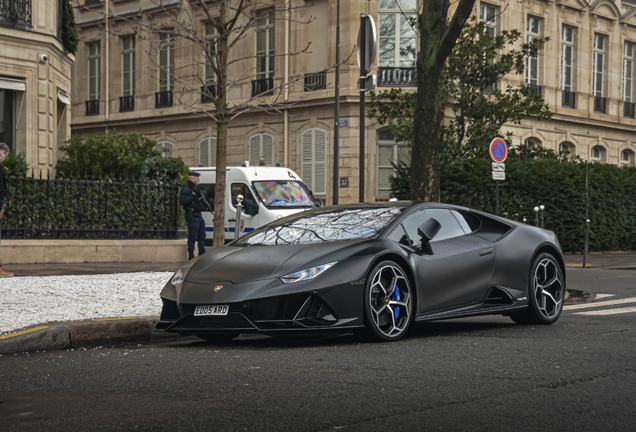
591;145;605;164
559;141;575;160
621;149;634;167
524;138;541;149
301;128;327;195
155;140;174;158
200;137;217;167
377;128;410;196
249;133;274;166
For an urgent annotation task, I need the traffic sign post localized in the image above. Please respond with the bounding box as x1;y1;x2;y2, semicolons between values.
357;14;376;203
489;138;508;216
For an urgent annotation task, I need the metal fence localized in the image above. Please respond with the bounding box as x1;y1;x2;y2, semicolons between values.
2;171;181;240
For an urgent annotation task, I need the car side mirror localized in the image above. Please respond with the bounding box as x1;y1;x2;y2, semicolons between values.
417;218;441;254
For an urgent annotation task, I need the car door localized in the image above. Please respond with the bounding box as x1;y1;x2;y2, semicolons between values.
400;209;495;314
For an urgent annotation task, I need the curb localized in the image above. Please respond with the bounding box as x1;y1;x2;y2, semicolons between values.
0;316;188;355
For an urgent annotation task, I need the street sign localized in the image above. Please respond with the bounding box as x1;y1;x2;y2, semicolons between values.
357;75;376;92
357;14;377;76
339;118;349;128
492;171;506;180
489;137;508;163
492;162;505;172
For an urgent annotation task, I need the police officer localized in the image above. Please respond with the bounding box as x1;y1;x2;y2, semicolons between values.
180;171;209;260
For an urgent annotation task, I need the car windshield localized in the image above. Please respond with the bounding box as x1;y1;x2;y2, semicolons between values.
252;181;317;208
235;207;404;246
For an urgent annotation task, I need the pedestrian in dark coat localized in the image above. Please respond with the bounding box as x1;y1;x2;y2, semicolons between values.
0;142;14;277
180;171;208;260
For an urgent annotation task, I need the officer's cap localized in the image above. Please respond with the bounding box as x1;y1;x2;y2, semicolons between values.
189;171;201;177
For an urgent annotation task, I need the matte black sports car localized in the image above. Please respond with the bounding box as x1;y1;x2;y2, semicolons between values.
156;202;566;342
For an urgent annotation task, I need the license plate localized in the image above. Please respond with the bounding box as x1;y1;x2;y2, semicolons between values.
194;305;229;316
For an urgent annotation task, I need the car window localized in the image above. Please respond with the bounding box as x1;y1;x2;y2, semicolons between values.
231;183;256;207
387;223;412;246
451;210;481;233
401;209;466;245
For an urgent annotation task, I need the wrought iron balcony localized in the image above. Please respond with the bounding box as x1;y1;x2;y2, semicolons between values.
624;102;635;119
120;95;134;112
252;78;274;97
155;90;173;108
85;100;100;116
562;91;576;109
85;0;101;5
594;96;607;114
201;84;217;103
304;72;327;91
528;84;542;97
0;0;33;28
378;67;416;87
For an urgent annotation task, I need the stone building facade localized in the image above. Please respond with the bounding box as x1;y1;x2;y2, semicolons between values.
71;0;636;206
0;0;74;175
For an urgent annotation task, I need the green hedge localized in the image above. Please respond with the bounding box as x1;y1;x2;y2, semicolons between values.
437;158;636;252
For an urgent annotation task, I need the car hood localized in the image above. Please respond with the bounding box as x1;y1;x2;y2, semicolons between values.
185;240;364;284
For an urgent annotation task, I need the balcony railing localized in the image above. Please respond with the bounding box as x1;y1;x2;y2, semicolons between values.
57;0;63;39
0;0;33;28
85;0;101;5
624;102;635;118
201;84;217;103
528;84;542;97
155;90;173;108
304;72;327;91
562;91;576;109
85;100;100;116
120;95;134;112
252;78;274;97
378;67;417;87
594;96;607;114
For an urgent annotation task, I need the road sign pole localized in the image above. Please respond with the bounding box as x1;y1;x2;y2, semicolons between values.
332;0;340;206
495;180;499;216
359;14;366;203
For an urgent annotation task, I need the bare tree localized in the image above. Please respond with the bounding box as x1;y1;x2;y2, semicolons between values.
76;0;328;247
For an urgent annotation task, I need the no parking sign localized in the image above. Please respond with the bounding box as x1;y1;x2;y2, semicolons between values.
489;137;508;163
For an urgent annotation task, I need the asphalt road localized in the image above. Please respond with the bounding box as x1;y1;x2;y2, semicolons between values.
1;267;635;432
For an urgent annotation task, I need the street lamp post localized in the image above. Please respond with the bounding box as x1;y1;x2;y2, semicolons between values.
332;0;340;205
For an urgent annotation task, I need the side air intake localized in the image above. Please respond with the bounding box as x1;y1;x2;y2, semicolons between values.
485;287;514;305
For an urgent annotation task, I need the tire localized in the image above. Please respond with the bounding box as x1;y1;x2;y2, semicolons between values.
198;332;240;343
510;252;565;325
363;261;413;342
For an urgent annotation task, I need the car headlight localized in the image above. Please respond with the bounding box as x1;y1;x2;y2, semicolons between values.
280;261;338;284
170;269;184;286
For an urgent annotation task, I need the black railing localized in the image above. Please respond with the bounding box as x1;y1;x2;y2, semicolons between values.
85;0;101;5
155;90;173;108
120;95;134;112
562;90;576;108
85;100;100;116
624;102;635;118
57;0;63;39
252;78;274;97
594;96;607;114
0;0;32;28
1;171;180;240
304;72;327;91
528;84;542;96
201;84;217;103
378;67;417;86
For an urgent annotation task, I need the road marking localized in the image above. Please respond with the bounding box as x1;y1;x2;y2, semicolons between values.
0;326;51;340
596;294;616;299
92;317;140;322
574;306;636;316
564;296;636;311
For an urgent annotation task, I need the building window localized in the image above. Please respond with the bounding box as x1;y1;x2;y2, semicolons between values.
204;21;218;85
593;34;605;98
255;10;275;82
122;36;136;97
159;31;174;92
591;145;605;164
200;137;217;167
525;138;540;149
88;41;101;101
249;133;274;166
526;16;541;87
0;88;15;148
621;149;634;167
301;128;327;195
155;140;174;158
561;26;574;92
559;142;575;160
480;3;498;93
624;42;633;103
378;0;417;69
377;128;410;196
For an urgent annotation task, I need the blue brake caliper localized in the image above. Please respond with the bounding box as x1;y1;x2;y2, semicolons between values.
392;286;401;320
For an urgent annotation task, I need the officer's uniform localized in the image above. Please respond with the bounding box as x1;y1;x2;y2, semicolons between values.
180;171;208;260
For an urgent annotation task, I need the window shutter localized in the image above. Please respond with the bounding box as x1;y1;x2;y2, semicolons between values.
156;141;173;158
200;139;209;166
262;134;274;166
301;130;313;191
249;135;261;166
314;129;326;195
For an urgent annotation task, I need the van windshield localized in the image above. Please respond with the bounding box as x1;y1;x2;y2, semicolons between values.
252;181;318;208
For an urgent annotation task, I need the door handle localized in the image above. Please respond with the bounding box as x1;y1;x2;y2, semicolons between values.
228;218;236;222
479;248;493;256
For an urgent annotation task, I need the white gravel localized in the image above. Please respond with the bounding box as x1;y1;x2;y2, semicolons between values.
0;272;174;336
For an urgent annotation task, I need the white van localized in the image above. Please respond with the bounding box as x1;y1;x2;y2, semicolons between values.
194;166;320;241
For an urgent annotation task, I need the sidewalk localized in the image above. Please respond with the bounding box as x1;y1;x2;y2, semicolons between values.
563;252;636;269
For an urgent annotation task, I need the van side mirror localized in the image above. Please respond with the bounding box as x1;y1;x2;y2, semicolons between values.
417;218;441;254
